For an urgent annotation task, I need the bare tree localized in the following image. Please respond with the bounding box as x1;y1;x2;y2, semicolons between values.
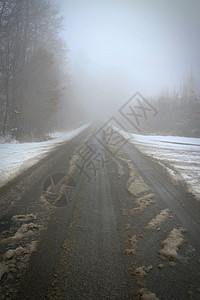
0;0;68;140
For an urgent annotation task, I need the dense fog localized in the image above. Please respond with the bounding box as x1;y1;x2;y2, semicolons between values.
1;0;200;139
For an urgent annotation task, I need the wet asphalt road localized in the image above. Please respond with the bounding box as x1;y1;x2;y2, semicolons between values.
0;126;200;299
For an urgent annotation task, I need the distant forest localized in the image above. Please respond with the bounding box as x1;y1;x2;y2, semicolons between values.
0;0;68;141
144;70;200;137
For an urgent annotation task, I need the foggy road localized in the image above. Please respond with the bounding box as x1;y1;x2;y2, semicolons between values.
0;126;200;300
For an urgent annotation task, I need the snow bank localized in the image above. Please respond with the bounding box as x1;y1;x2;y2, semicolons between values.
121;131;200;200
0;124;89;188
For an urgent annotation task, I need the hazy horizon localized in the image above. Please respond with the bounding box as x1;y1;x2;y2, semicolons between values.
56;0;200;120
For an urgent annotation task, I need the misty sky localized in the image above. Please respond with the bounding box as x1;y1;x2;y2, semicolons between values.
56;0;200;118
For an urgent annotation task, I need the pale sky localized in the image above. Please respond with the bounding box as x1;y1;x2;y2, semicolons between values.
56;0;200;117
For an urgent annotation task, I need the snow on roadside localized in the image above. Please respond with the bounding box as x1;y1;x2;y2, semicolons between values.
121;131;200;200
0;124;89;188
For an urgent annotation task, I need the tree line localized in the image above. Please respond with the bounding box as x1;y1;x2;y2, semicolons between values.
0;0;67;141
144;70;200;137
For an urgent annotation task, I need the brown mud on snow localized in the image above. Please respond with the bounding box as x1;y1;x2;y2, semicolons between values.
145;209;171;230
130;193;155;215
159;227;186;259
124;235;137;255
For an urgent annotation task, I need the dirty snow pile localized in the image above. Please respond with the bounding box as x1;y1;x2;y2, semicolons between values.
122;132;200;200
0;124;89;188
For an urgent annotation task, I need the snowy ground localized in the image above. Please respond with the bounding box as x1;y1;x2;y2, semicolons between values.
121;131;200;200
0;124;89;188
